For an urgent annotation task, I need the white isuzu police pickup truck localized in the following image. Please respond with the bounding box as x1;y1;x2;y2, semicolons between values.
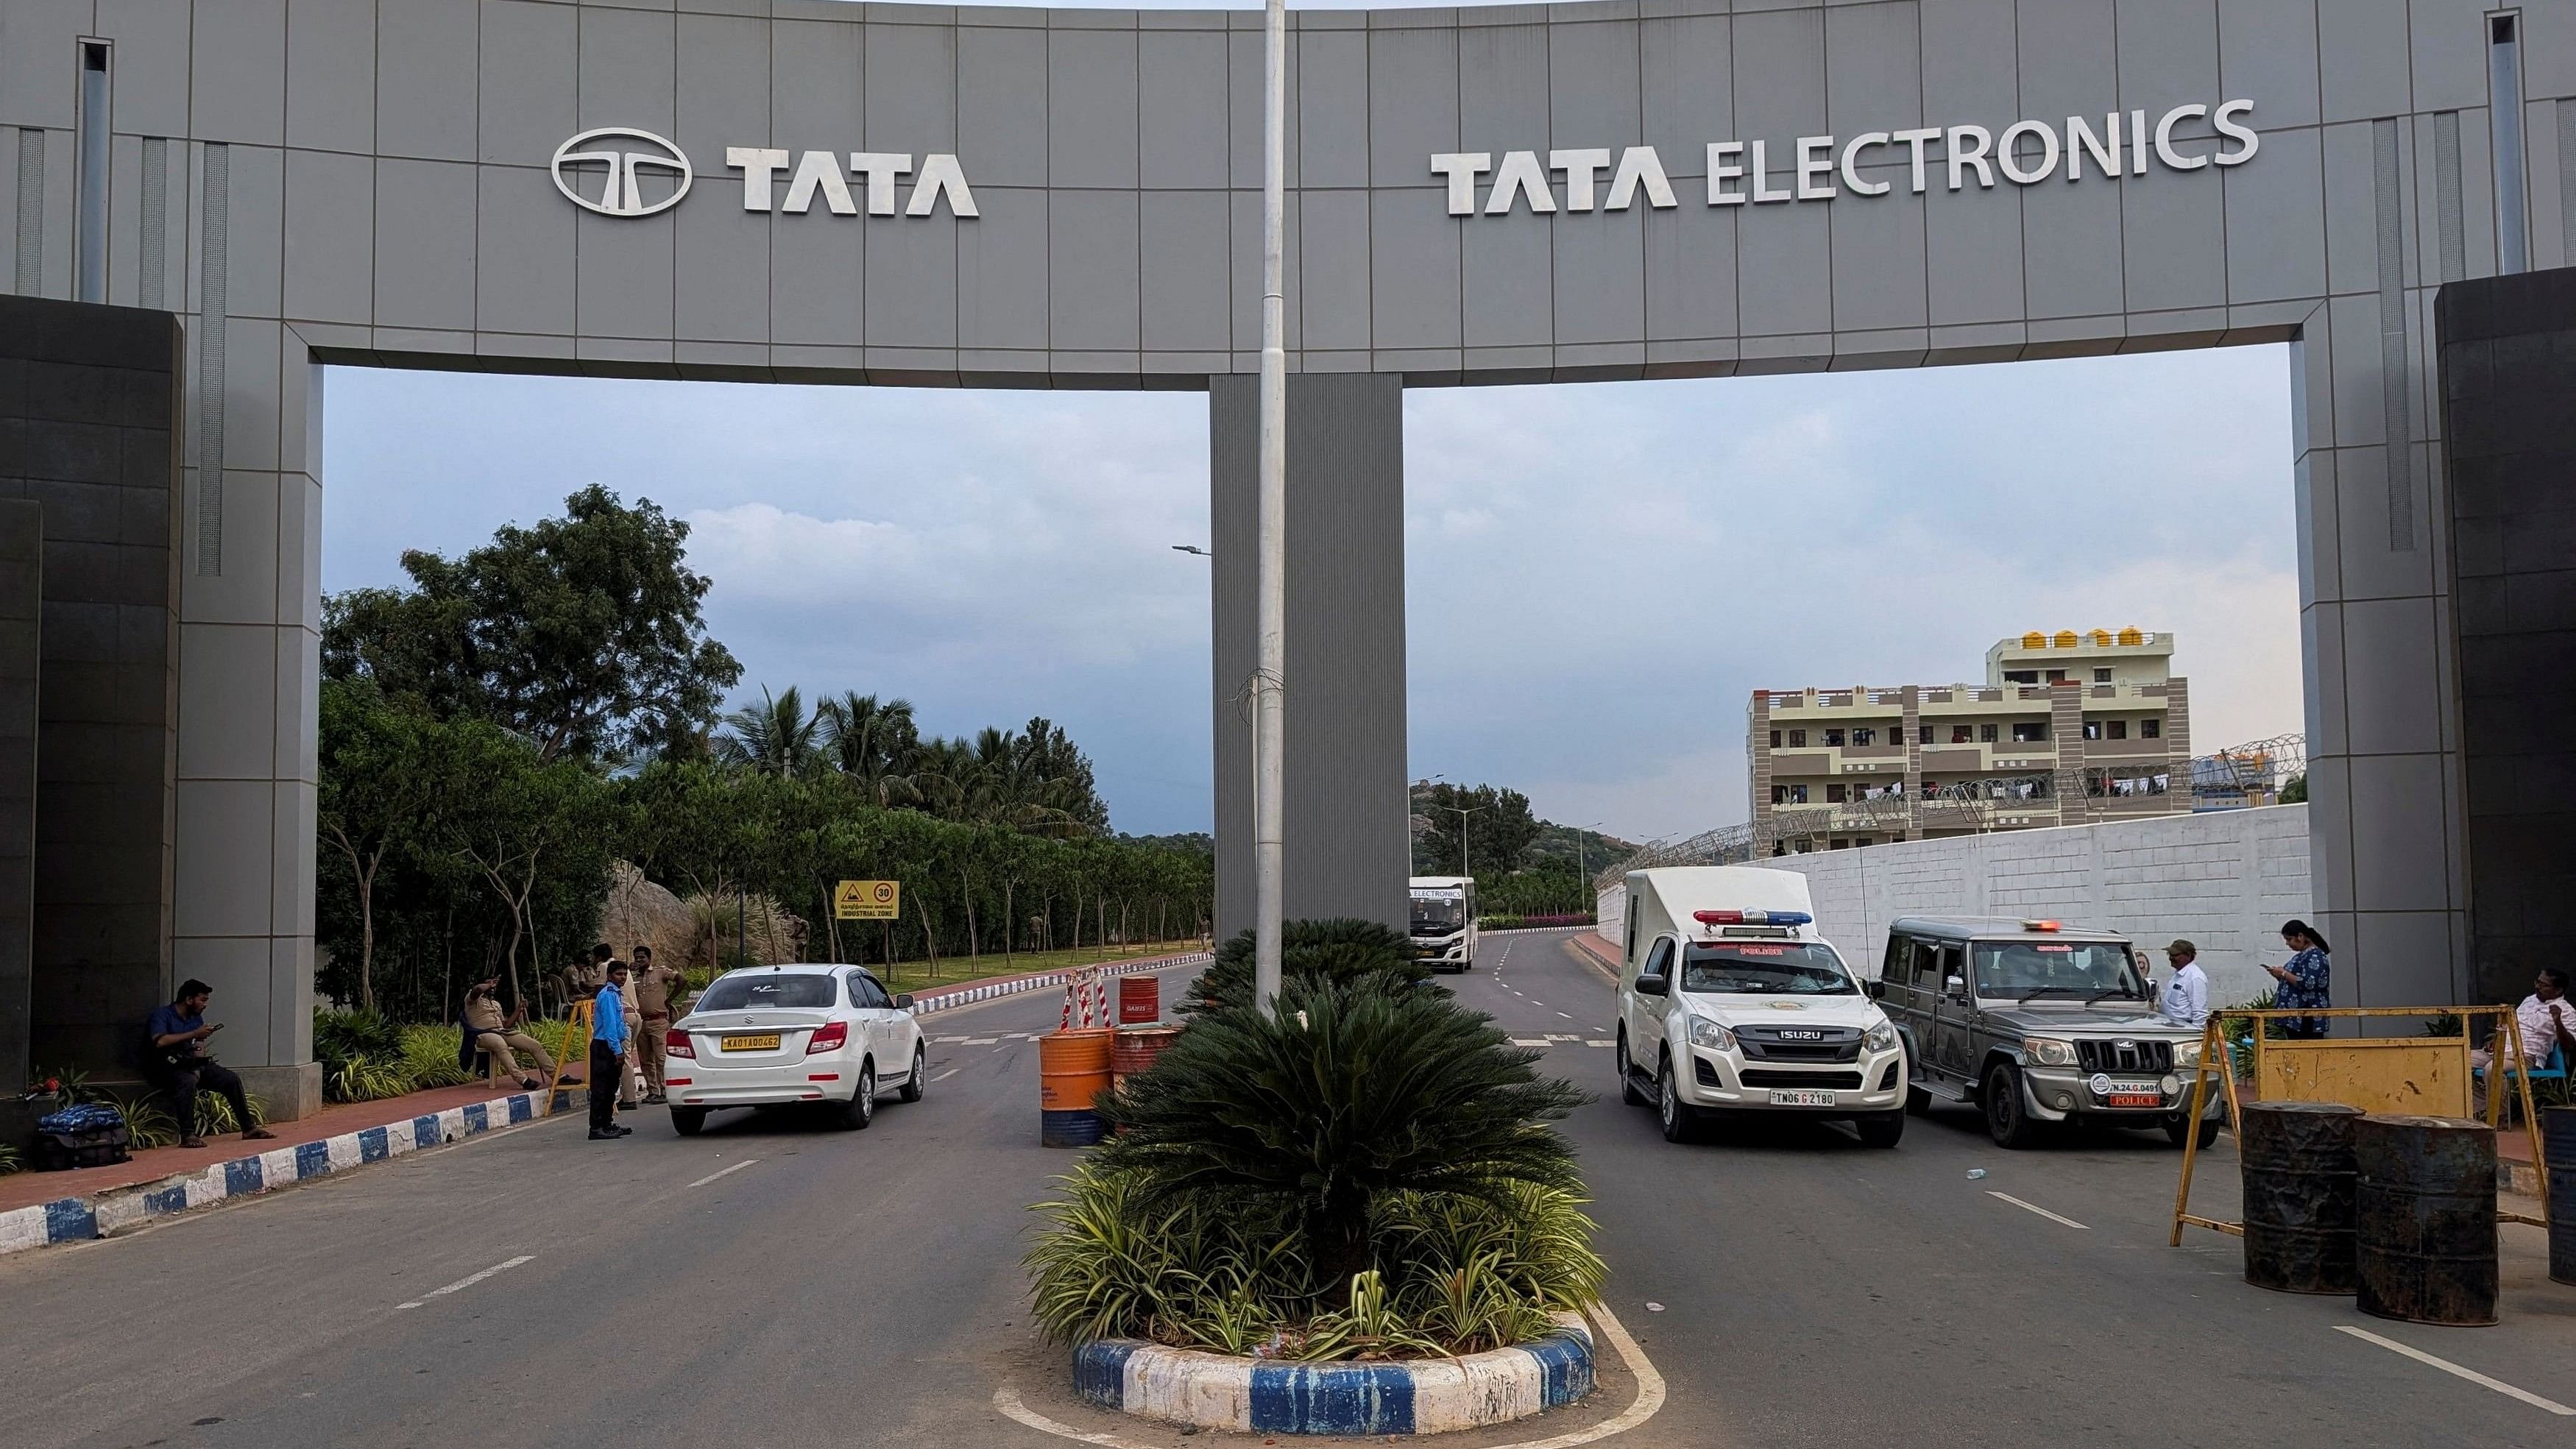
1612;865;1908;1147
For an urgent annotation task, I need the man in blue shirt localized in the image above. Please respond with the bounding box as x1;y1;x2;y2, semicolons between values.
589;957;632;1140
146;979;278;1149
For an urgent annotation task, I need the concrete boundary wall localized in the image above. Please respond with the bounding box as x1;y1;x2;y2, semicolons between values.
1599;806;2310;1009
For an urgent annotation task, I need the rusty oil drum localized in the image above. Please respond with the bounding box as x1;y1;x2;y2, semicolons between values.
2240;1101;2363;1294
2354;1114;2499;1326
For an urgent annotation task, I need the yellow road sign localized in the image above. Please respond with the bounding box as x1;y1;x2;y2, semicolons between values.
835;879;900;921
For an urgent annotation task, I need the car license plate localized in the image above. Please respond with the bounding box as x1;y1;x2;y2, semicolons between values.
1769;1089;1836;1107
720;1033;781;1052
2108;1092;2162;1108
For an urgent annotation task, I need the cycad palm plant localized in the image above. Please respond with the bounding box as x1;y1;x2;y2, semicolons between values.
1184;918;1432;1013
1094;977;1585;1287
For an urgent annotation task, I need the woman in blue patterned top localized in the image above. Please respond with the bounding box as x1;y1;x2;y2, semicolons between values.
2262;919;2333;1039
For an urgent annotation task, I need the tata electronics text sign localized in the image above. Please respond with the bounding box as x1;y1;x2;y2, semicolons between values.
1434;101;2259;216
553;101;2256;226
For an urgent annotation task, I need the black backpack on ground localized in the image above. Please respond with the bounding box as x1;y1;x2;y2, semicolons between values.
32;1102;133;1172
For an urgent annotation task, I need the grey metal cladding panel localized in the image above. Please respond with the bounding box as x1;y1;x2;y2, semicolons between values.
958;185;1047;349
1370;189;1461;348
1918;0;2019;121
194;0;290;145
1552;205;1644;344
1050;30;1140;189
1139;32;1230;188
1230;29;1301;190
959;26;1047;188
863;210;957;348
2012;0;2111;124
868;24;959;154
673;175;770;344
1830;180;1928;331
2019;171;2120;319
378;1;480;163
373;159;477;331
2320;119;2379;295
219;143;288;322
97;0;194;138
2225;123;2326;303
1459;208;1552;347
2406;0;2485;114
1141;189;1231;351
1458;24;1550;150
576;208;677;339
2116;0;2221;115
766;196;863;347
286;0;378;151
0;0;85;129
1640;15;1728;177
2218;0;2321;130
581;6;678;138
1735;199;1829;336
282;148;375;325
1826;9;1921;141
1922;165;2023;325
1298;189;1371;351
1643;196;1735;339
477;164;578;336
1551;23;1642;145
481;1;581;169
1231;189;1302;351
1048;190;1139;351
2316;0;2410;127
773;18;864;144
2530;4;2576;99
1298;30;1370;191
1367;28;1457;188
1731;8;1825;143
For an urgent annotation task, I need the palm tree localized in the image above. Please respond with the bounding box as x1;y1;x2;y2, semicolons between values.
818;691;925;807
712;685;824;778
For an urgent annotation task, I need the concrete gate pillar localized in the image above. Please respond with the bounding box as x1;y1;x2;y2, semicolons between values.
1208;375;1410;942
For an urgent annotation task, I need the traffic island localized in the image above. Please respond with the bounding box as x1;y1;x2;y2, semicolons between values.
1073;1314;1594;1436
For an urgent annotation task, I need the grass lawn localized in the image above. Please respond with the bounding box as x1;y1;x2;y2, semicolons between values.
868;940;1208;997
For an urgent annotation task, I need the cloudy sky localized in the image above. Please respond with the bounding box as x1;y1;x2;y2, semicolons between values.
321;339;2300;842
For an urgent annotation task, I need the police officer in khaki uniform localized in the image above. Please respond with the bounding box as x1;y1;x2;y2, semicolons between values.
461;977;557;1089
630;945;686;1105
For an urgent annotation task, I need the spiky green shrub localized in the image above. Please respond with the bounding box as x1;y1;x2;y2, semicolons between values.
1095;977;1584;1289
197;1090;269;1134
400;1024;473;1090
1181;918;1432;1015
328;1053;415;1104
110;1093;179;1151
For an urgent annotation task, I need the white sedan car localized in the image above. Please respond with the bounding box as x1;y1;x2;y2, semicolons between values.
663;964;927;1135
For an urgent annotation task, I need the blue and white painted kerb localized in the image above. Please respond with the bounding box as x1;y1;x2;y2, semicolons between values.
0;1089;548;1257
910;952;1211;1017
1074;1313;1593;1435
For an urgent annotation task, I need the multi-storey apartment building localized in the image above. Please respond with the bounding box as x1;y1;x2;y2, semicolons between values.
1747;630;2193;851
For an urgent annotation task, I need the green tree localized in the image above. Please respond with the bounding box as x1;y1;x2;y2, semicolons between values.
1411;782;1543;879
2279;771;2307;804
818;692;926;807
322;485;741;762
714;685;827;778
316;679;438;1013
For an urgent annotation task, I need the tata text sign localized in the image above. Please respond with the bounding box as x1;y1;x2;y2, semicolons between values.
553;130;980;220
1432;100;2258;216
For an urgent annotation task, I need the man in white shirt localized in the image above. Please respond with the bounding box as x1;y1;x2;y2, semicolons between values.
2473;967;2576;1071
2157;940;2210;1031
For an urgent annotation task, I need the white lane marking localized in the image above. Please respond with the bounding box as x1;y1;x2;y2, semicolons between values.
934;1035;971;1042
1585;1039;1616;1048
1510;1038;1554;1048
963;1037;998;1046
930;1066;962;1083
1557;1010;1573;1018
1986;1191;2089;1230
2335;1326;2576;1416
686;1159;758;1188
395;1254;534;1310
988;1302;1666;1449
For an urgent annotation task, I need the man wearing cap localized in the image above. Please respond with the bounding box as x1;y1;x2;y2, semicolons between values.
2156;940;2210;1031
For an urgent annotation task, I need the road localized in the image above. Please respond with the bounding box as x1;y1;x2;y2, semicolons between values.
4;933;2571;1449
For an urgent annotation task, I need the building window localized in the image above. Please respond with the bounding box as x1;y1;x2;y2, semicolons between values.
2093;667;2112;683
1855;837;1873;848
1981;723;2000;743
1853;727;1875;746
1823;729;1845;747
1769;729;1781;748
1830;838;1849;850
2107;719;2127;740
1788;784;1808;804
1951;725;1972;743
2002;669;2038;684
1771;784;1787;804
1825;783;1847;804
1788;729;1807;748
2046;669;2067;683
1917;725;1933;744
2142;718;2161;739
2013;722;2049;743
2082;720;2103;740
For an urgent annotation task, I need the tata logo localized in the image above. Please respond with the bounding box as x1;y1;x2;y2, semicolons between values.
552;127;693;217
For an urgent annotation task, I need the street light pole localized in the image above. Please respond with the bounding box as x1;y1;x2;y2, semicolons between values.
1437;805;1487;882
1250;0;1288;1020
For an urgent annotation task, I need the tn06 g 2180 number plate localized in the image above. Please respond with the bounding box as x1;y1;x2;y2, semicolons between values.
1768;1088;1837;1108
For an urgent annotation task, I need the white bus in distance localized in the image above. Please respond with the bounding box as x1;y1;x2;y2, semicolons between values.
1409;876;1477;973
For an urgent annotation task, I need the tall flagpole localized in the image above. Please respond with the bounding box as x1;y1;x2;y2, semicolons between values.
1251;0;1288;1019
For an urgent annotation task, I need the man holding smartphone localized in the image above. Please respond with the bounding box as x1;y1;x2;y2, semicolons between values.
146;979;277;1149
